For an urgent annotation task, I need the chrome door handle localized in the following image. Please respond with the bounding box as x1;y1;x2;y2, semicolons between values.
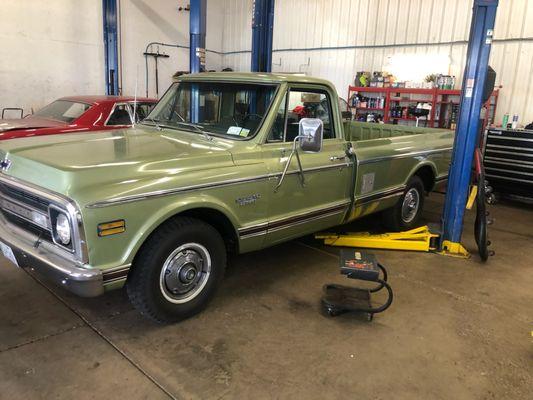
329;155;346;162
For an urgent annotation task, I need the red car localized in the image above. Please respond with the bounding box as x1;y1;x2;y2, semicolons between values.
0;96;157;140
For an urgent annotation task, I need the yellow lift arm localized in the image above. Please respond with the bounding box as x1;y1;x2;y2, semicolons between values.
315;226;440;252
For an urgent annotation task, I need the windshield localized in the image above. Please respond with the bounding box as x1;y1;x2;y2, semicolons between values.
34;100;91;123
144;81;278;139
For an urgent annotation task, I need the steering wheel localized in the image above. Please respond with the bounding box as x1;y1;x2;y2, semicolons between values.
243;113;263;122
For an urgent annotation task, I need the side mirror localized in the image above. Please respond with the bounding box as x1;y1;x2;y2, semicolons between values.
298;118;323;153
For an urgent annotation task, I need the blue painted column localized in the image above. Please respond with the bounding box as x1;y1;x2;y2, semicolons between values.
103;0;119;95
251;0;275;72
441;0;498;250
189;0;206;74
189;0;206;123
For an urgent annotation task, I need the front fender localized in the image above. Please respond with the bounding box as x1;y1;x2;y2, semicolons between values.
125;194;241;264
83;194;244;271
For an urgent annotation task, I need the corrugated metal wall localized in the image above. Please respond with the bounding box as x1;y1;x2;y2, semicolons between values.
221;0;533;125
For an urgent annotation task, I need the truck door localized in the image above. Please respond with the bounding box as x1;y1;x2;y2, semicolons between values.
261;86;352;245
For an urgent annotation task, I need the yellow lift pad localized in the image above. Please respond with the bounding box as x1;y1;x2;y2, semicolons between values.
315;226;440;252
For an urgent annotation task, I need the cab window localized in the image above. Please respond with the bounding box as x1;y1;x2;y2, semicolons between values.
106;104;133;126
268;89;336;142
131;103;155;122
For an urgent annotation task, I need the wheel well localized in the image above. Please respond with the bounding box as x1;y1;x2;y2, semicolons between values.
414;166;436;193
178;208;238;253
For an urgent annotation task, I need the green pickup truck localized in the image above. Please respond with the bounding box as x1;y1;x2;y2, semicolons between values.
0;73;453;322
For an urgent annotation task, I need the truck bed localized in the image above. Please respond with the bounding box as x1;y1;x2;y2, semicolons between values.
343;121;450;142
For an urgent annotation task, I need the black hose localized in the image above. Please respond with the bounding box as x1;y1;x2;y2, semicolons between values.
369;263;388;293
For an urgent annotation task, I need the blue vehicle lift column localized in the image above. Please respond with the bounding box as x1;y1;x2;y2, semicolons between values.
103;0;119;95
189;0;206;123
190;0;206;74
251;0;275;72
441;0;498;255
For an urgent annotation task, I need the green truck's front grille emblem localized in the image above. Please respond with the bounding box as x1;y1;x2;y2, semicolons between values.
235;194;261;206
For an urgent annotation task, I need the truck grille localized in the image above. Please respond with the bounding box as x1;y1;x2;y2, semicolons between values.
0;182;50;212
0;182;53;242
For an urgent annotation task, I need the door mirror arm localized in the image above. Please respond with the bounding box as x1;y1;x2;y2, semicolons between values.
275;118;324;192
275;135;306;192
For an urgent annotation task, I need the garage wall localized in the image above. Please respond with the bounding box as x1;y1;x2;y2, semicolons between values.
221;0;533;125
0;0;224;115
120;0;224;99
0;0;105;116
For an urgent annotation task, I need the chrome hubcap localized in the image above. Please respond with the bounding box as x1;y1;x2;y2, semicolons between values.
401;188;420;223
159;243;211;304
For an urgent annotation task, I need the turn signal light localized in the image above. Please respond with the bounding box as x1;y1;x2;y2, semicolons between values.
98;220;125;237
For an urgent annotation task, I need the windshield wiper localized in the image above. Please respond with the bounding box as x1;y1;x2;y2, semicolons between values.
141;117;163;131
175;122;213;141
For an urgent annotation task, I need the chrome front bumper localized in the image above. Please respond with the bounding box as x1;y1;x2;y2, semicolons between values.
0;213;104;297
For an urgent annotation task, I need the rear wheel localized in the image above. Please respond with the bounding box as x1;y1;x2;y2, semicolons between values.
383;176;425;231
126;217;226;323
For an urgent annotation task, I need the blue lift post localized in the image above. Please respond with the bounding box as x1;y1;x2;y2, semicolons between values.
440;0;499;256
251;0;275;72
189;0;206;123
103;0;119;95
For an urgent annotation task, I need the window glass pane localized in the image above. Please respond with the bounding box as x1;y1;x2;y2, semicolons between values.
286;90;335;141
268;93;286;141
131;103;155;122
34;100;90;123
107;104;132;125
145;82;277;139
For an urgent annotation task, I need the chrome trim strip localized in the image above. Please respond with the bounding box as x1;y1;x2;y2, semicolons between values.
102;263;132;274
0;173;88;263
102;263;132;283
356;191;404;206
239;230;268;240
86;163;354;208
355;185;406;203
238;201;350;239
486;173;533;184
435;174;449;182
87;174;271;208
358;147;453;165
103;276;127;285
266;208;345;233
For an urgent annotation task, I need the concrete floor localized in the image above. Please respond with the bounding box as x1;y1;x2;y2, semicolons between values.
0;193;531;399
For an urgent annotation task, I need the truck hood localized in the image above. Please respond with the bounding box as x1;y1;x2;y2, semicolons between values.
0;126;236;207
0;116;66;133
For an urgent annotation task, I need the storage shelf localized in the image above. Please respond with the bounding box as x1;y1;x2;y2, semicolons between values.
348;86;499;129
390;117;433;121
355;107;385;111
390;98;433;102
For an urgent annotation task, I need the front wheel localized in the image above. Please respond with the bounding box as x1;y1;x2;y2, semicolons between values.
382;176;425;231
126;217;226;323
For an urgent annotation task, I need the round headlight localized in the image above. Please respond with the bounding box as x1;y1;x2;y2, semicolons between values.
55;213;71;245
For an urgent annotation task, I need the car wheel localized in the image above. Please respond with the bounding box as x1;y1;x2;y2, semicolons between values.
382;176;425;231
126;217;226;323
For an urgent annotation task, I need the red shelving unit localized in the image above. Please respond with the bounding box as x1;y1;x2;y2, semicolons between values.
347;86;499;129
